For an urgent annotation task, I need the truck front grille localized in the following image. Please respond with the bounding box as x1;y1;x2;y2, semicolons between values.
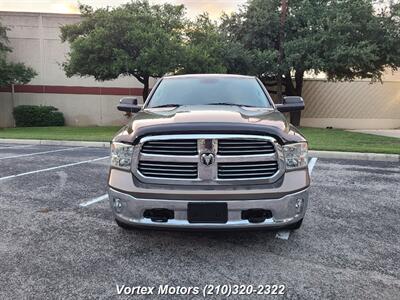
218;139;275;155
133;134;284;185
141;140;198;155
218;161;279;179
138;161;198;179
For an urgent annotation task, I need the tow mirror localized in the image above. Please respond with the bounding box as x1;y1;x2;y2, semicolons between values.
276;96;305;113
117;97;142;113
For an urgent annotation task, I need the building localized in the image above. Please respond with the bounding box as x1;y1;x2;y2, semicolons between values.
0;11;399;129
0;11;153;128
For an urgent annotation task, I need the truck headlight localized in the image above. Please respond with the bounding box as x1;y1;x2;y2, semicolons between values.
110;142;134;170
283;142;308;170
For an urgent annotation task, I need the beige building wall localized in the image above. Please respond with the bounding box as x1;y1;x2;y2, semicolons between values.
10;93;129;126
0;93;13;128
301;80;400;129
0;11;153;128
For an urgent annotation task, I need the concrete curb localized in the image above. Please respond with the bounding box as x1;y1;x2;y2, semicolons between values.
0;139;398;162
0;138;109;148
309;150;399;162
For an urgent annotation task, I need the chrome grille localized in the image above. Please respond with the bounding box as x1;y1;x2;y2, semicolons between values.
218;161;279;179
133;134;285;185
138;161;198;179
218;139;275;155
141;140;198;155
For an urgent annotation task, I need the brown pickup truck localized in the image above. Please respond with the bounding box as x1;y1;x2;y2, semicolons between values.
108;74;309;230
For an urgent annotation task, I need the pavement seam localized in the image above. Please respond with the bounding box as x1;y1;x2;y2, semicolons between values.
0;146;87;160
0;156;109;181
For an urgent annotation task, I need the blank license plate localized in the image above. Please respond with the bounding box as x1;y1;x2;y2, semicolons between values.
187;203;228;223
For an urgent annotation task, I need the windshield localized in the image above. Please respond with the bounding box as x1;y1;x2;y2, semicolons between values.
147;76;272;108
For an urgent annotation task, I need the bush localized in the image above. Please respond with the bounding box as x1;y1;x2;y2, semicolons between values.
13;105;65;127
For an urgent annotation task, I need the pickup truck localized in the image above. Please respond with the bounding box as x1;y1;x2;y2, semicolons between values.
108;74;309;230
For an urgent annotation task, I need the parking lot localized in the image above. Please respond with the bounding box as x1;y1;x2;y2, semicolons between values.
0;143;399;299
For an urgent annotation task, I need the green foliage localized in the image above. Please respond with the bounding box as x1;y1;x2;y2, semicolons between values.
181;14;228;74
0;126;121;142
181;13;276;76
60;0;400;112
13;105;65;127
0;60;37;87
61;0;186;98
0;22;36;86
222;0;400;94
299;127;400;154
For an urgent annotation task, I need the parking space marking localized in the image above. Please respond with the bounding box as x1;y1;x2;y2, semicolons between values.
308;157;318;174
80;194;108;207
275;230;290;240
0;156;109;182
0;144;34;150
0;146;86;160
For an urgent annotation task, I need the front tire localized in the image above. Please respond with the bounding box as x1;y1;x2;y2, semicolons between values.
285;218;303;230
115;218;134;230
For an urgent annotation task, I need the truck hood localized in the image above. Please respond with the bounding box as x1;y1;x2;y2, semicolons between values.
113;105;306;144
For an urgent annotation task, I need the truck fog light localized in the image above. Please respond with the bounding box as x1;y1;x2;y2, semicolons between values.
295;198;304;213
113;198;123;213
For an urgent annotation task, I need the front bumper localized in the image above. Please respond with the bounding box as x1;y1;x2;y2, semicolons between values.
108;187;309;229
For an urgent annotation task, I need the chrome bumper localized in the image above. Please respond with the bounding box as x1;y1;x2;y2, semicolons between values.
108;187;309;229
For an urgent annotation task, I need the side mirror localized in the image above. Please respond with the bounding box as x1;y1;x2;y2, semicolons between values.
117;97;142;113
276;96;305;113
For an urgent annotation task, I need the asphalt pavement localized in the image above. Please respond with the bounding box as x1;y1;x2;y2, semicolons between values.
0;143;399;299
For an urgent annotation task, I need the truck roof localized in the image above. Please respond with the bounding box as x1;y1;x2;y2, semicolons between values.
163;74;255;80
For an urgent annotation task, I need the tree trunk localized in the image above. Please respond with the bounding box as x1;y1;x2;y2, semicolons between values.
142;75;150;101
277;0;288;102
295;69;304;96
289;70;304;126
284;72;295;95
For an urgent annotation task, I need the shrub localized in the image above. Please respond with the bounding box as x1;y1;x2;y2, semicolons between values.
13;105;65;127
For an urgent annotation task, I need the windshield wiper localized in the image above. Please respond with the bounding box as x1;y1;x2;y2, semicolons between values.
151;104;181;108
207;102;257;108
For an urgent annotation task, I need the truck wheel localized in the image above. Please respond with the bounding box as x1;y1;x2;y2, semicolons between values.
285;218;303;230
115;218;133;230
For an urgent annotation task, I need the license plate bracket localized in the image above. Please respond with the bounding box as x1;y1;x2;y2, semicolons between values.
187;202;228;224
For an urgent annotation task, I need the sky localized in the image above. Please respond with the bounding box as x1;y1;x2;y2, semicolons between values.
0;0;247;19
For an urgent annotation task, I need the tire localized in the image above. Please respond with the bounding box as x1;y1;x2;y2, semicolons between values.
115;218;134;230
285;218;303;230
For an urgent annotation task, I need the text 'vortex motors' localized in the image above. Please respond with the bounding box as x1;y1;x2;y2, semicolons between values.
108;74;310;230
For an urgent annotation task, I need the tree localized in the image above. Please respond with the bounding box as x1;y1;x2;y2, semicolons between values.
0;23;36;87
61;0;186;99
221;0;400;125
182;13;276;77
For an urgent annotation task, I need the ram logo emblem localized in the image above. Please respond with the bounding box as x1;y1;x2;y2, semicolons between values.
200;153;215;166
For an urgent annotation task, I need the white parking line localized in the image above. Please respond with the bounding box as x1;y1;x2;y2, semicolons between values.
275;230;291;240
0;144;33;150
0;156;109;182
0;146;86;160
308;157;318;174
80;194;108;207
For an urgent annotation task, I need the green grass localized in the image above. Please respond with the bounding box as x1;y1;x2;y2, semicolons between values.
0;126;398;154
299;127;400;154
0;126;122;142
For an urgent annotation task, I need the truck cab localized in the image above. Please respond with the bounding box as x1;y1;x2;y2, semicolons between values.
108;74;309;230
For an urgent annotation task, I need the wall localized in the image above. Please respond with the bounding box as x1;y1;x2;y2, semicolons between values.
0;93;13;128
0;11;151;128
301;80;400;129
